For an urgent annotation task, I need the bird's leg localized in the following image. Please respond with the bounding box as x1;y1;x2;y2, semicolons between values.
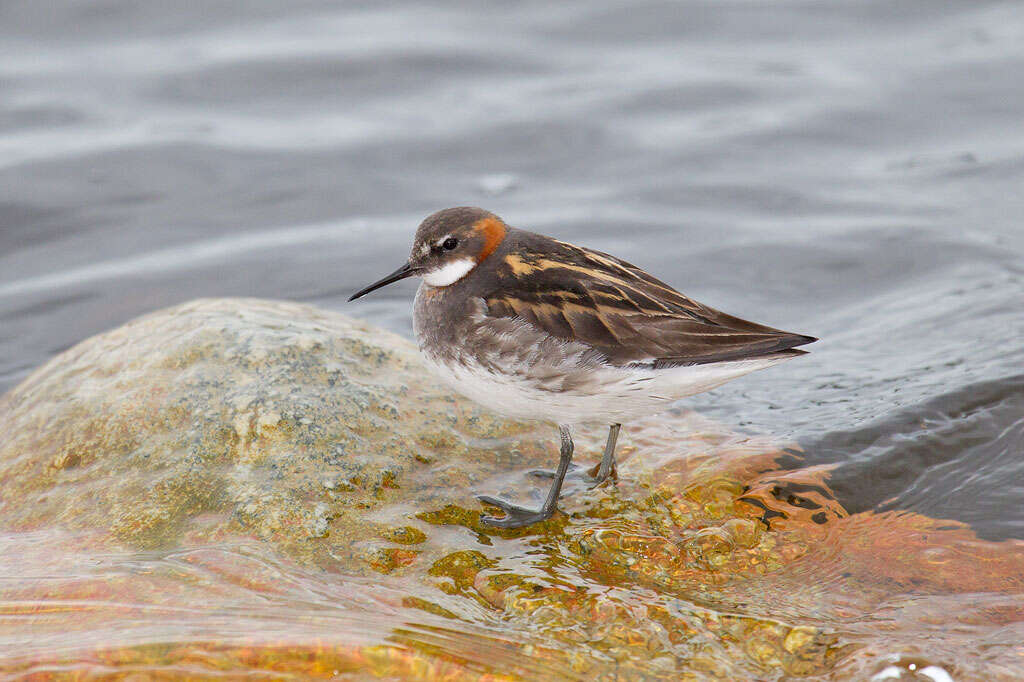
478;424;574;529
530;422;620;488
590;422;620;483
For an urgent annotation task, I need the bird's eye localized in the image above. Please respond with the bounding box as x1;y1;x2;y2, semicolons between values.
442;237;458;250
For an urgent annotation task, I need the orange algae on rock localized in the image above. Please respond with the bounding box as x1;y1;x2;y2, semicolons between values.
0;298;1021;681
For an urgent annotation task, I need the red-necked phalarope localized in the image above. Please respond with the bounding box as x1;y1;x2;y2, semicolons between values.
349;207;816;529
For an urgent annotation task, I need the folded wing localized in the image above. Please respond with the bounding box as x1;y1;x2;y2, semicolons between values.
483;236;816;368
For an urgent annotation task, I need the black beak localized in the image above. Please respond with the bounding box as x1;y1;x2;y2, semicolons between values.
348;262;420;301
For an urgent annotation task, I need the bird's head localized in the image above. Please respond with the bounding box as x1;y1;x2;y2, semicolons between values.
348;206;507;301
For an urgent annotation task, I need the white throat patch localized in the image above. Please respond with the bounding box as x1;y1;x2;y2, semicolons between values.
423;258;476;287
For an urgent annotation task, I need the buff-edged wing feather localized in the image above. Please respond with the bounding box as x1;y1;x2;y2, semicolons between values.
482;229;817;368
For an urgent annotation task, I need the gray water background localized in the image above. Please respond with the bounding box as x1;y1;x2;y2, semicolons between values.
1;1;1022;540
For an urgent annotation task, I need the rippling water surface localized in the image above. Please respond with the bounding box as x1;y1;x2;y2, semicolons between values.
2;1;1023;678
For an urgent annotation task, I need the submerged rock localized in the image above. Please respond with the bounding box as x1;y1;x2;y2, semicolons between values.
0;299;1020;680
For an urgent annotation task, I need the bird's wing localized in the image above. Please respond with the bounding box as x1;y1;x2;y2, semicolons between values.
482;237;815;367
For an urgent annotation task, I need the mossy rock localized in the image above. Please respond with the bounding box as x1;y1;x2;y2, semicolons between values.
1;299;1018;680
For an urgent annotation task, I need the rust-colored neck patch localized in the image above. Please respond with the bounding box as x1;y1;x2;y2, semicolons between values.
473;217;507;263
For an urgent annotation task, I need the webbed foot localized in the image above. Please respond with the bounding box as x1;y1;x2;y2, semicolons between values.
476;495;558;529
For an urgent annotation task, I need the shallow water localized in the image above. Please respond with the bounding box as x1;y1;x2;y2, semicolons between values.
1;0;1023;678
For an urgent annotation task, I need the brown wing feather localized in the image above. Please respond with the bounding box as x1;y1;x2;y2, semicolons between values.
483;232;816;367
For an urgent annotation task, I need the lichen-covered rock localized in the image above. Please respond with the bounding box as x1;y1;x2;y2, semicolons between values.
0;299;1020;681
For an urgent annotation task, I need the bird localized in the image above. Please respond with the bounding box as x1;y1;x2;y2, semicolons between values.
349;207;816;529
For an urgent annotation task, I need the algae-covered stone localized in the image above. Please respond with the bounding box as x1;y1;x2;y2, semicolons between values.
0;298;544;566
1;298;1021;681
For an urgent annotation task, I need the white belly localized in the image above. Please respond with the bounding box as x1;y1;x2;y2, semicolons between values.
419;351;791;426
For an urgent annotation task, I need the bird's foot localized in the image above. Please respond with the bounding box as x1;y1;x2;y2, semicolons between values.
528;461;616;488
476;495;557;529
